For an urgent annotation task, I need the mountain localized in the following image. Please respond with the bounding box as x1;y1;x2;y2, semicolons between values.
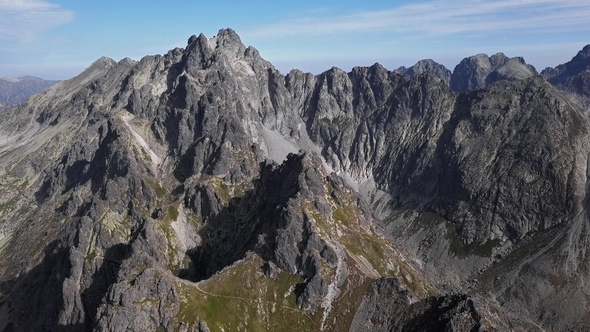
392;53;538;94
394;59;452;85
0;75;60;105
0;102;13;112
542;44;590;105
450;52;538;92
0;29;589;331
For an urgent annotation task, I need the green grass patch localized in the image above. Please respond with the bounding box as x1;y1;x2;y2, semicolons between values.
175;254;323;331
0;198;17;219
210;178;230;202
85;250;99;261
167;205;179;221
302;186;437;299
159;221;181;272
186;213;202;229
332;206;356;228
233;180;252;198
393;258;437;298
145;178;168;199
322;255;376;331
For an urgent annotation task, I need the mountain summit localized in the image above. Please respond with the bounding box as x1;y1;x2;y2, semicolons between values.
0;29;589;331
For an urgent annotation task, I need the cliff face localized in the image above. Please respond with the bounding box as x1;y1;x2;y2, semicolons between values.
0;29;589;331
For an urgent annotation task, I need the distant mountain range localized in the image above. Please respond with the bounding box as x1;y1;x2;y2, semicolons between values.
1;45;588;110
0;76;59;106
1;29;590;331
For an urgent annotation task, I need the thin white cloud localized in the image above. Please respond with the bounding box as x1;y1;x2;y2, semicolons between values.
0;0;73;42
243;0;590;39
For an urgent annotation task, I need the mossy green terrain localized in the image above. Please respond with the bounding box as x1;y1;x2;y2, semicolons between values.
133;165;437;330
302;185;437;299
175;253;323;332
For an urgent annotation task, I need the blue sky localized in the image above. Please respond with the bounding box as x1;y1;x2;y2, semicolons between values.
1;0;589;80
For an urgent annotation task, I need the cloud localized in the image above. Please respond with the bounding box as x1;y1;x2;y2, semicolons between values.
243;0;590;39
0;0;74;42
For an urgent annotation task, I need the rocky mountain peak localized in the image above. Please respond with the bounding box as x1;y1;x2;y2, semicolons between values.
451;52;536;92
182;28;269;79
542;45;590;78
489;52;509;66
573;44;590;61
395;59;451;85
89;56;118;71
541;44;590;102
206;28;249;60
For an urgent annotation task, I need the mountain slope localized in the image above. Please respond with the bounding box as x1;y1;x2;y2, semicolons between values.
542;44;590;110
0;29;588;331
0;76;59;105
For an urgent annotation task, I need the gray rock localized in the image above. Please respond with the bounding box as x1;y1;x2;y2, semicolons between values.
542;44;590;106
451;52;537;92
395;59;452;85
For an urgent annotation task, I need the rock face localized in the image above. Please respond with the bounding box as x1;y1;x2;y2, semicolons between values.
0;29;589;331
0;75;59;105
451;52;537;92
